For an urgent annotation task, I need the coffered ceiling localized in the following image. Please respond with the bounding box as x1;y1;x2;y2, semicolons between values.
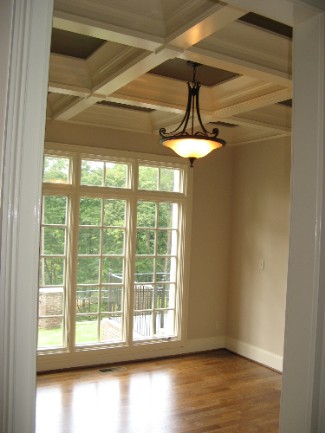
47;0;292;145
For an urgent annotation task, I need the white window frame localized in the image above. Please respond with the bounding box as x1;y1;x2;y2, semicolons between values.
37;142;192;371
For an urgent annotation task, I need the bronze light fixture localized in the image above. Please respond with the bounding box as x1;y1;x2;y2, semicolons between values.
159;61;226;167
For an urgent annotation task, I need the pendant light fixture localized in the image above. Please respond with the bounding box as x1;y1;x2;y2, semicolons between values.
159;61;226;167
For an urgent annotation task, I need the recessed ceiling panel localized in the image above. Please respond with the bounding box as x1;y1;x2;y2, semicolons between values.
149;59;239;87
239;12;292;38
51;28;105;59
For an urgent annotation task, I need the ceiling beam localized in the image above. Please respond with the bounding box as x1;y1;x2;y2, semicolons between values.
50;2;248;120
52;11;164;52
48;0;293;144
166;4;246;49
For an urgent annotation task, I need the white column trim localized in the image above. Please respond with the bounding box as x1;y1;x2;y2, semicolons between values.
279;11;325;433
0;1;53;432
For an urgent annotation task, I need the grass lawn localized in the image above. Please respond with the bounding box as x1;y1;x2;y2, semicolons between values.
38;320;98;348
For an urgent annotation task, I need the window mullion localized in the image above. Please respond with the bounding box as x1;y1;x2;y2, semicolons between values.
152;211;159;337
97;200;104;342
67;154;81;352
126;161;138;345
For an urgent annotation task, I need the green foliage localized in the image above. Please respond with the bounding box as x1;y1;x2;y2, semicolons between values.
81;160;128;188
138;166;179;192
40;257;64;285
43;195;67;224
43;156;70;183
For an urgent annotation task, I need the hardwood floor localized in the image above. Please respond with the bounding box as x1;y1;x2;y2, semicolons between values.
36;350;281;433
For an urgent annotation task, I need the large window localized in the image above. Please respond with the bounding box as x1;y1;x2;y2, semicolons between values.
38;146;190;357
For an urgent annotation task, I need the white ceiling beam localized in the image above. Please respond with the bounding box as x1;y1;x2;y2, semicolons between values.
231;129;290;146
226;114;291;135
52;11;164;52
181;47;291;87
214;87;292;118
48;57;291;123
224;103;292;132
51;46;181;120
91;46;181;96
179;19;292;86
48;0;292;142
49;54;91;97
109;74;291;114
70;104;154;134
50;2;248;120
166;3;246;49
52;96;100;121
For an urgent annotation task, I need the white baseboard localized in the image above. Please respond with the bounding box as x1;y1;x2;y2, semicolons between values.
225;337;283;372
37;336;282;372
37;336;226;372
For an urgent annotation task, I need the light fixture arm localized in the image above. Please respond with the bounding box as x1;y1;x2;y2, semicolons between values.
159;62;226;167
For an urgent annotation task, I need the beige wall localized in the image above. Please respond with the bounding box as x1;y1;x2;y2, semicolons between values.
227;138;291;356
187;147;233;339
45;121;290;359
45;120;172;156
45;120;233;342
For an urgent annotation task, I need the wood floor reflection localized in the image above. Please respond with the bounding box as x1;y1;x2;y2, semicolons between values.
36;350;281;433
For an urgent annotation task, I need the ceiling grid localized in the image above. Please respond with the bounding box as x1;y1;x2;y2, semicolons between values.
47;0;292;144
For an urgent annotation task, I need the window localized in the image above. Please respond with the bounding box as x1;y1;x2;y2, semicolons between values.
133;200;178;340
38;146;190;359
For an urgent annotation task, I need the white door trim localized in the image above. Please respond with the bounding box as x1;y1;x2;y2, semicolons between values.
279;12;325;433
0;0;53;432
0;0;325;432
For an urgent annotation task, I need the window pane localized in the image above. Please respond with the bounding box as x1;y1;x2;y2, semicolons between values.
138;166;158;190
158;202;178;228
156;257;176;282
101;315;123;342
42;227;65;255
39;288;64;316
100;286;122;312
81;160;104;186
43;156;70;184
102;258;124;283
134;284;153;310
157;230;172;255
43;195;67;225
156;284;175;309
103;229;124;254
38;318;64;348
138;165;182;192
76;286;99;314
79;198;102;225
137;201;156;228
133;311;152;340
104;199;126;226
134;258;154;283
136;230;155;255
75;316;98;344
40;258;65;286
159;168;179;192
105;162;128;188
78;228;101;254
156;310;174;336
77;258;99;284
